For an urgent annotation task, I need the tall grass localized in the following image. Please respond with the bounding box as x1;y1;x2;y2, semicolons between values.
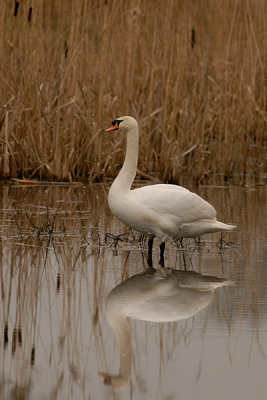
0;0;266;183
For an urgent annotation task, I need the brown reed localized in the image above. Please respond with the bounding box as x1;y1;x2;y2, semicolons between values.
0;0;266;183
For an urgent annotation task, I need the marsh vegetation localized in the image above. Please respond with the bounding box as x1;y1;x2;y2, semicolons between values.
1;0;266;183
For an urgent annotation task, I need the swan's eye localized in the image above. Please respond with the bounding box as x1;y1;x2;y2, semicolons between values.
112;119;122;127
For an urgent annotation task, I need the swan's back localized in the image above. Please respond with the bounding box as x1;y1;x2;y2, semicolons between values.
131;184;217;222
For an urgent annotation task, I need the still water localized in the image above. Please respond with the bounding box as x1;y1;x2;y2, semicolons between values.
0;181;266;400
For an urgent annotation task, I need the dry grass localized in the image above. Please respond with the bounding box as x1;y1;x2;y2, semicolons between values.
0;0;266;183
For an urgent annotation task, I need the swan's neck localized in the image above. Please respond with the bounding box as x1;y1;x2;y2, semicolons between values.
107;311;132;391
111;126;139;193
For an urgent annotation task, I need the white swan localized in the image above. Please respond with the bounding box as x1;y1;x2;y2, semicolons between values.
106;116;236;265
99;267;233;390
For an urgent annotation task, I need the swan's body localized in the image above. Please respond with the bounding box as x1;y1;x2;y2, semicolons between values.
99;267;233;390
106;116;236;264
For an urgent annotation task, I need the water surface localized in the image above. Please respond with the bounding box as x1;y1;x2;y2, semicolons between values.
0;182;266;400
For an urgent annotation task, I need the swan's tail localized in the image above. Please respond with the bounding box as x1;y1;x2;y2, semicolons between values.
199;220;237;235
215;222;237;231
180;277;234;291
179;220;237;238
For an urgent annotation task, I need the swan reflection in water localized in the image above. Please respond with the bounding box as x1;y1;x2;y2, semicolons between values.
99;266;233;391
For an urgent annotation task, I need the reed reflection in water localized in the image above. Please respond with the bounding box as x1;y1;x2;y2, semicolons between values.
0;182;266;400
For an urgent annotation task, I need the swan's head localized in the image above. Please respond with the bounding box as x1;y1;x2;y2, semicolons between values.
98;372;130;391
98;372;112;386
105;116;138;132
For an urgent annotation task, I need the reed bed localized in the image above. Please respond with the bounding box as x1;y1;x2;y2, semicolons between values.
0;0;266;183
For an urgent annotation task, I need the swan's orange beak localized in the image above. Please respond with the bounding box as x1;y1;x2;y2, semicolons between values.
105;121;119;132
98;372;112;385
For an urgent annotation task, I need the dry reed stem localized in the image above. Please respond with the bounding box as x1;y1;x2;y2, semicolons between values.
0;0;266;183
4;112;9;175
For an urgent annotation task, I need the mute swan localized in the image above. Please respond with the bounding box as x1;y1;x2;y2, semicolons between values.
106;116;236;266
99;267;233;390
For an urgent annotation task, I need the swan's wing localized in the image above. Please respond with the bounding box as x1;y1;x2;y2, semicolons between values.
131;184;216;222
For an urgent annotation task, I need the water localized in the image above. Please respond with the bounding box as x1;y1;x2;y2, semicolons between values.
0;181;266;400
